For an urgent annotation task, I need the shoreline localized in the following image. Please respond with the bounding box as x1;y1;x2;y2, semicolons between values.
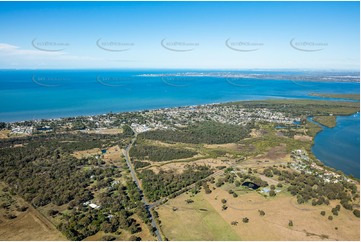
2;95;359;124
1;98;359;181
309;113;360;179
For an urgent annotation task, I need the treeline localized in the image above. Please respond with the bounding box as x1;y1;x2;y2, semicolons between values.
0;132;127;149
130;144;197;162
139;165;213;202
139;121;253;144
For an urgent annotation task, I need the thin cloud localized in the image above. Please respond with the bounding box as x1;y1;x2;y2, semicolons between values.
0;43;63;57
0;43;99;62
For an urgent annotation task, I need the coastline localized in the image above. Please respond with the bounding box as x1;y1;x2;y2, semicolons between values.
2;96;359;124
309;113;360;179
0;70;360;123
1;97;359;181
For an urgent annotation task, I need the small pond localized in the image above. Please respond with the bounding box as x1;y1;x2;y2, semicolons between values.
242;181;260;190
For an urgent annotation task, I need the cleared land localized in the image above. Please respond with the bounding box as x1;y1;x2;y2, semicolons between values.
84;128;123;135
157;185;360;241
0;184;65;240
0;130;9;139
156;192;241;240
0;207;65;241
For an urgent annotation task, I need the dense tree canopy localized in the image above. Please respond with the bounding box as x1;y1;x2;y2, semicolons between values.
130;144;197;162
139;121;253;144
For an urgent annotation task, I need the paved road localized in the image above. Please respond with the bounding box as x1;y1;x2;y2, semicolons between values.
123;134;163;241
122;131;227;241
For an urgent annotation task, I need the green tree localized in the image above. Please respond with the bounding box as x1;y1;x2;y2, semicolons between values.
129;235;141;241
353;209;360;218
331;207;339;216
122;125;134;137
101;235;116;241
231;221;238;226
269;190;276;197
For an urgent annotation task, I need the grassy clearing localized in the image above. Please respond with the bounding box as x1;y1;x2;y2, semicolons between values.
148;157;229;174
158;178;359;241
72;147;101;159
313;115;337;128
157;192;241;241
0;130;10;139
0;183;65;240
238;134;308;158
130;144;197;162
304;120;323;137
84;128;123;134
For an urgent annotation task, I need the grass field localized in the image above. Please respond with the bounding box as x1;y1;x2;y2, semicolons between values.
0;206;66;241
84;128;123;135
0;130;9;139
313;115;337;128
156;192;241;240
0;183;65;241
157;184;360;241
72;147;101;159
72;145;122;165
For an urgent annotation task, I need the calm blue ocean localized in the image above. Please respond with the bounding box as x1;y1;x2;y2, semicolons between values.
0;70;359;122
0;69;359;177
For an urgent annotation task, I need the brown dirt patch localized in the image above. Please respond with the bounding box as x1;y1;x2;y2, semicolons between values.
204;143;238;149
85;128;123;135
0;130;10;139
250;129;267;138
102;145;122;165
148;158;230;174
72;147;101;159
294;135;313;142
262;144;287;159
0;205;65;240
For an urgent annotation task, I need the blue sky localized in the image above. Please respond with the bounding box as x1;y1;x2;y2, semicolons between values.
0;1;359;70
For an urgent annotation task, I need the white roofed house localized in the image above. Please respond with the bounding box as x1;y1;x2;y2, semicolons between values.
89;203;100;209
